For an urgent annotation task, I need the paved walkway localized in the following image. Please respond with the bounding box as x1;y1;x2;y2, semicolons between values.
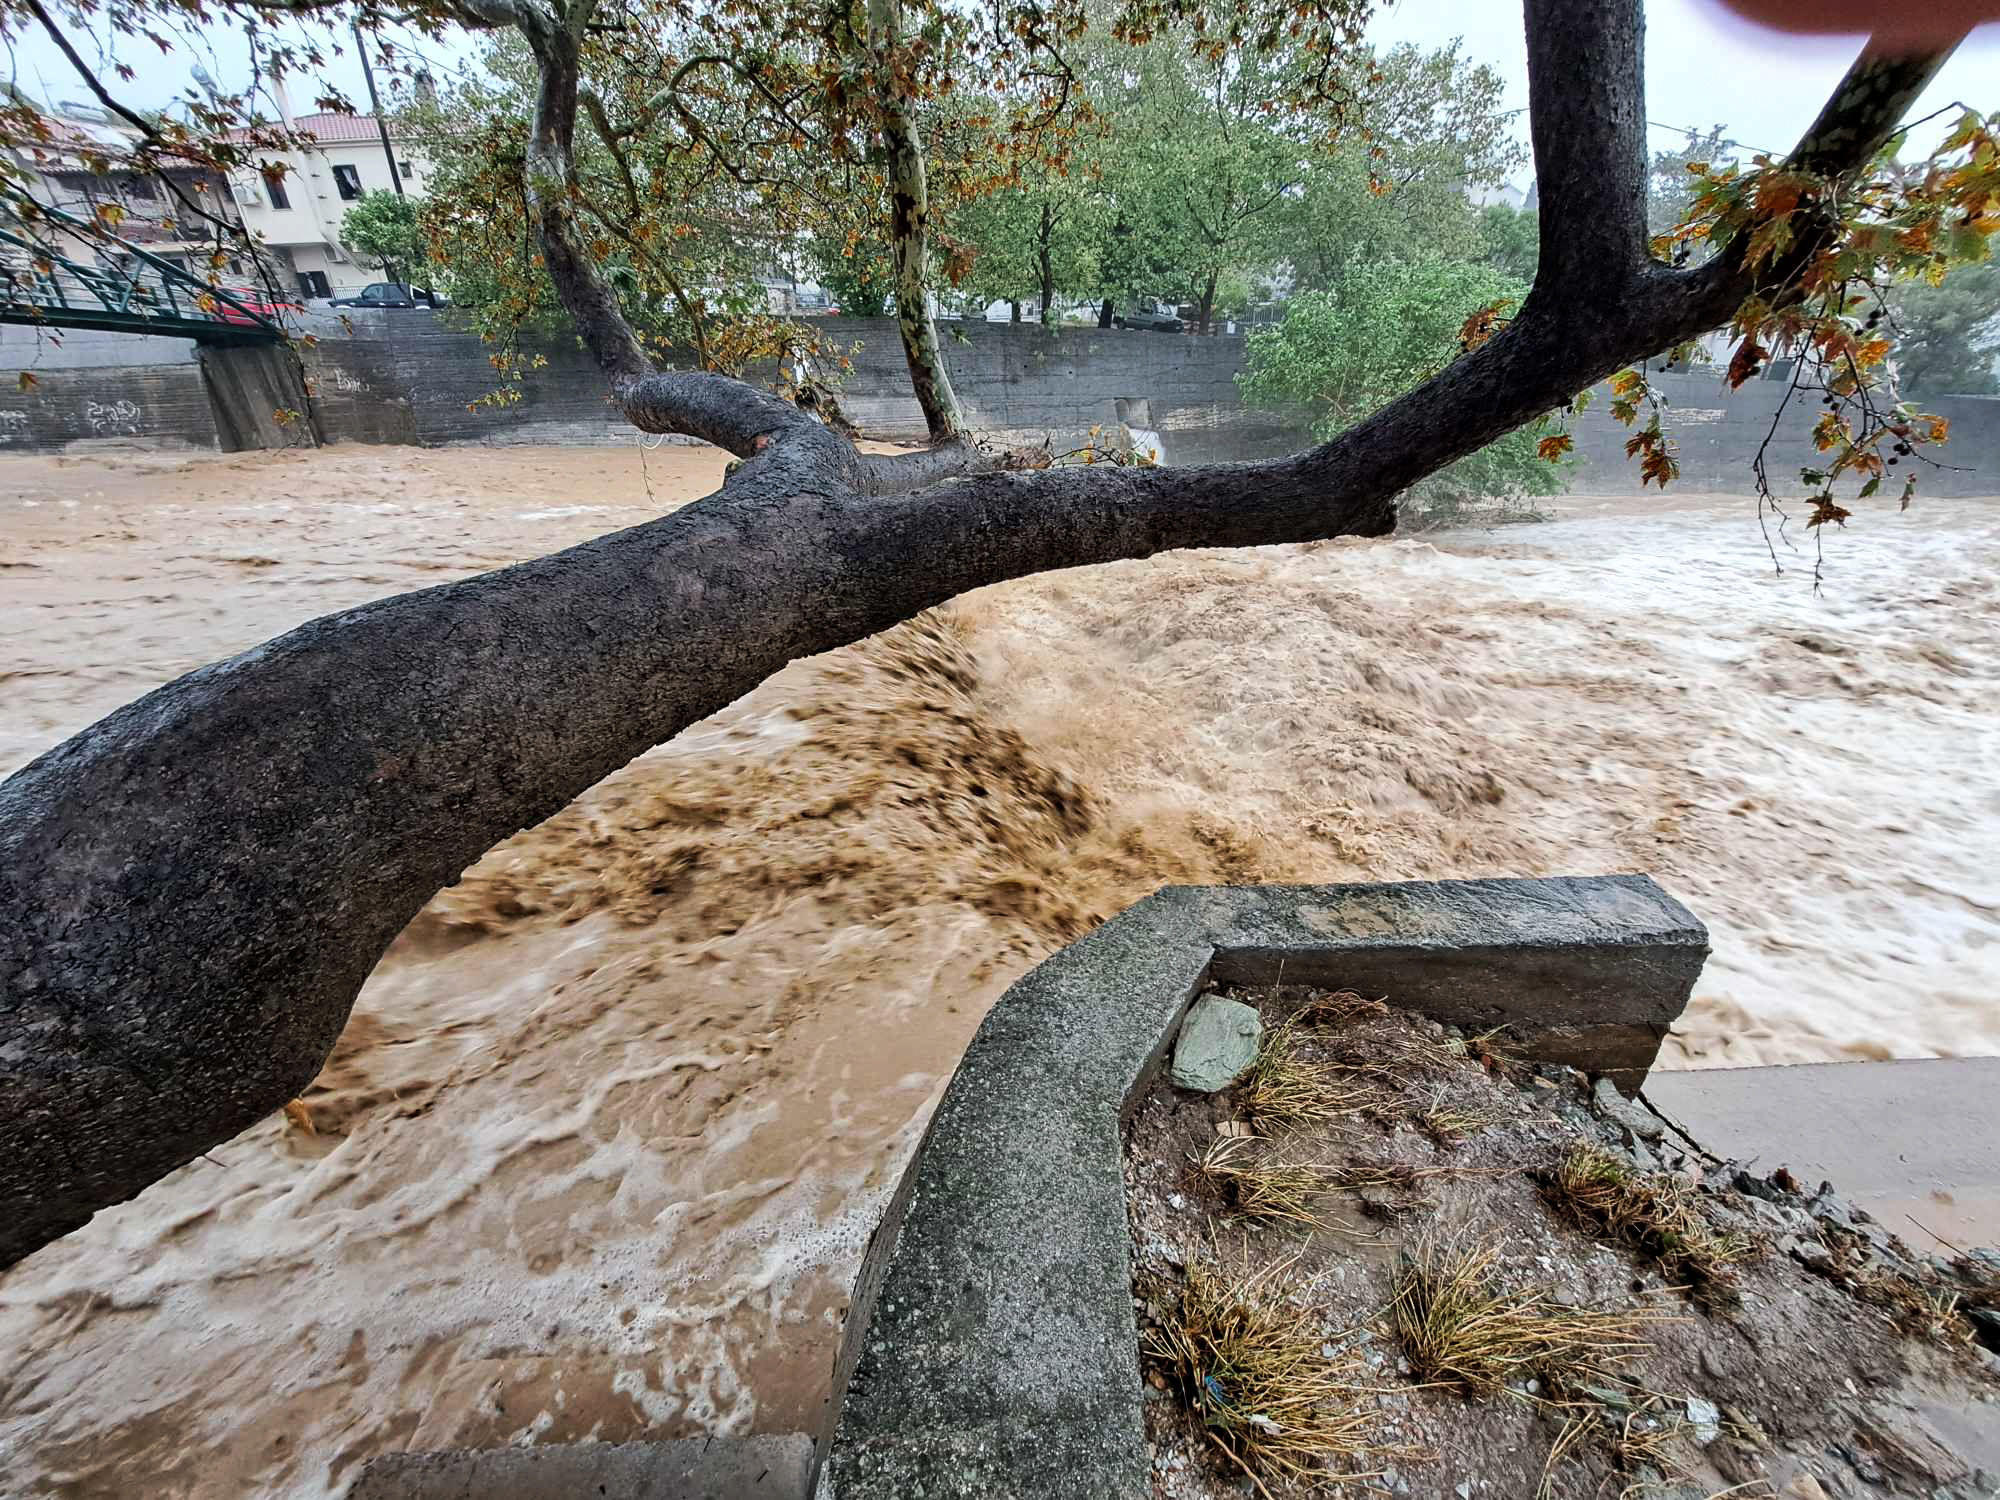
1646;1057;2000;1250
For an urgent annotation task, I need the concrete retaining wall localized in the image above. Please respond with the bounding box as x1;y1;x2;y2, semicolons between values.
0;358;218;453
291;313;1301;463
4;314;1996;495
0;313;1299;463
1566;374;2000;495
198;343;320;452
819;875;1706;1498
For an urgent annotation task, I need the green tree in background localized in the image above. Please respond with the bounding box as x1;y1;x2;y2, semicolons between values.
1287;42;1524;287
1095;40;1304;333
950;168;1109;322
1886;260;2000;395
809;235;894;318
340;190;426;282
1479;202;1539;283
1239;259;1569;516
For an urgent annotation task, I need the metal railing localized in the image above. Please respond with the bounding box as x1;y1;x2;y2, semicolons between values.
0;201;286;343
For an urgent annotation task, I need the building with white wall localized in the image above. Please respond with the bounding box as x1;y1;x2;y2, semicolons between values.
224;107;433;299
4;100;249;276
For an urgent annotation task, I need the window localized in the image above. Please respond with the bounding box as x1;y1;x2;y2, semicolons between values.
264;172;291;211
333;164;363;201
298;270;331;299
397;161;414;179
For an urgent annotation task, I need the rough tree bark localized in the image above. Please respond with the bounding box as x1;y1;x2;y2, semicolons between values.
0;0;1953;1269
866;0;969;442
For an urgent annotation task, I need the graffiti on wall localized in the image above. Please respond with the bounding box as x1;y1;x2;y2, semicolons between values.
85;399;144;435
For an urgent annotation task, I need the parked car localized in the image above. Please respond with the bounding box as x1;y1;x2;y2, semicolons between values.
1112;302;1184;333
327;282;448;310
210;286;304;327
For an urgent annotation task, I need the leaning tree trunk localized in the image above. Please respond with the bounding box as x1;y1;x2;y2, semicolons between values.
1098;296;1114;328
0;0;1952;1269
866;0;968;442
1038;202;1056;324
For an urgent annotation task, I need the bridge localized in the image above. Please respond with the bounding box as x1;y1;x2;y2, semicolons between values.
1;203;287;346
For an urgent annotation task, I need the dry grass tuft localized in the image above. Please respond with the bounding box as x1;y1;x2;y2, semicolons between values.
1292;989;1389;1027
1240;1020;1374;1132
1192;1137;1332;1228
1390;1235;1654;1397
1856;1268;1979;1346
1144;1256;1370;1489
1418;1086;1512;1145
1543;1146;1752;1296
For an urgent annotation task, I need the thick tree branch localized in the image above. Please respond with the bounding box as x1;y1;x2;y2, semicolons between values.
1658;43;1956;330
855;438;1050;495
614;369;819;452
1523;0;1651;303
866;0;969;443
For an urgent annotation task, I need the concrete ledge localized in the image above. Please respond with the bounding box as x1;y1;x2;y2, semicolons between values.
820;876;1706;1497
346;1433;813;1499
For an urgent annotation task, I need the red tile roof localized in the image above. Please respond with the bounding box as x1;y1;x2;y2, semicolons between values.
222;112;405;145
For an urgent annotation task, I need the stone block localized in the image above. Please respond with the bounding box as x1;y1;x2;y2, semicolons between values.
820;876;1707;1497
1170;993;1262;1091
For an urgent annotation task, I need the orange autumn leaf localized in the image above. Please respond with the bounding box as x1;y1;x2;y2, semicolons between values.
1537;432;1574;462
1726;339;1766;389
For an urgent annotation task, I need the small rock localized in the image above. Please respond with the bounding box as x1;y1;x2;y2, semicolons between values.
1593;1077;1665;1141
1807;1182;1859;1234
1455;1483;1473;1499
1781;1477;1830;1500
1172;995;1264;1093
1685;1395;1722;1446
1736;1169;1788;1204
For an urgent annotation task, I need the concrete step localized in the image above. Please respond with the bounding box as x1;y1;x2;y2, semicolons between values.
1645;1056;2000;1249
345;1432;813;1500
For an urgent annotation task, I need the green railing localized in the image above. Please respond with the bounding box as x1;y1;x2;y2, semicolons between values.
1;202;286;344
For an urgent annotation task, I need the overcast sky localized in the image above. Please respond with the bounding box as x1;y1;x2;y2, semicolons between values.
1369;0;2000;174
9;0;1996;175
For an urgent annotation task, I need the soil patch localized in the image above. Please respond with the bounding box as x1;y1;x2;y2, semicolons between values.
1125;989;2000;1498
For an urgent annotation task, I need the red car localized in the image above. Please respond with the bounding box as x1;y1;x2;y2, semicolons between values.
209;286;301;327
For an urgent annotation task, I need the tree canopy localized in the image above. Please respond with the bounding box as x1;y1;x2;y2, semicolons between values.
339;188;425;279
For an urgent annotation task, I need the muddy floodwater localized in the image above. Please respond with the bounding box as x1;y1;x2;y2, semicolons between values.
2;444;1996;1498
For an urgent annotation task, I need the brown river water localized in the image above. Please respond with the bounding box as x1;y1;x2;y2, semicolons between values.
1;444;1996;1497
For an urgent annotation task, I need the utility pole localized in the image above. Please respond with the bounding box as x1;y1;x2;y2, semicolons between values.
353;24;405;198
